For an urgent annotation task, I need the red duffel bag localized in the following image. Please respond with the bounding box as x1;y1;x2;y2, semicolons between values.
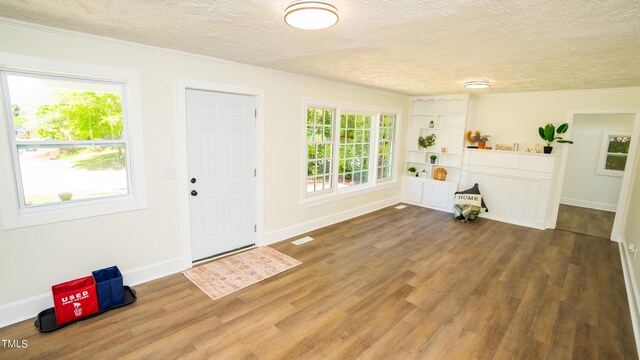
52;276;99;325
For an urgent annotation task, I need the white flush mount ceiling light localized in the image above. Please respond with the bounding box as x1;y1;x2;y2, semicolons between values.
464;80;491;89
284;1;339;30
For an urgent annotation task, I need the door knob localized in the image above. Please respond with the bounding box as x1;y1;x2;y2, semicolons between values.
191;190;198;196
191;178;197;184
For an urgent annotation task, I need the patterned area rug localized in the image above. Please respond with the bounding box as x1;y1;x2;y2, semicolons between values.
183;247;301;300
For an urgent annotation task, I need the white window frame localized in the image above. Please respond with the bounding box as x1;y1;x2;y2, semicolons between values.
305;106;335;197
596;131;631;177
336;110;377;192
376;114;396;183
301;98;400;206
0;52;147;229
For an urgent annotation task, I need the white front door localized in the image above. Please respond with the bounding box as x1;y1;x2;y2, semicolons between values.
186;89;256;261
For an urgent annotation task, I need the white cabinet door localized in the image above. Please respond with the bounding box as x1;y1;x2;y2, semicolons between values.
424;180;456;212
403;176;424;204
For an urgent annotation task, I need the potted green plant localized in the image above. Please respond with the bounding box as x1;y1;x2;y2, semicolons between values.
430;154;437;164
471;133;490;149
538;123;573;153
407;166;417;176
418;134;436;149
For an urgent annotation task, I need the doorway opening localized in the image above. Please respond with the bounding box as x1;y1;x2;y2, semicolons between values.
556;112;637;239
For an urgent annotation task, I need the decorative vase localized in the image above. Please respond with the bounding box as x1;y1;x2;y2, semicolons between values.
543;146;553;154
430;158;436;164
535;143;543;153
478;142;486;149
58;192;73;201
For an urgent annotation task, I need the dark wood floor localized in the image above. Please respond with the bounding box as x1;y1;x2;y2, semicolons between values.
0;204;636;359
556;204;615;239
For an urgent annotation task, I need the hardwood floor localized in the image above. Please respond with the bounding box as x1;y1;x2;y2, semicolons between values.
556;204;616;239
0;204;636;359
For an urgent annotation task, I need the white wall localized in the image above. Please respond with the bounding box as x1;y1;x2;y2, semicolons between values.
623;127;640;352
467;89;640;151
0;20;408;316
627;150;640;265
561;113;634;211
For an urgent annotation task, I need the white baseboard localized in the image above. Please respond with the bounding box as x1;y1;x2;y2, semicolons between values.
0;256;187;329
561;198;617;212
477;212;546;230
619;236;640;359
0;292;52;329
122;257;188;286
261;196;401;246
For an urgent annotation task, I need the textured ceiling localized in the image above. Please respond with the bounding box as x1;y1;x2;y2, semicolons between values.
1;0;639;95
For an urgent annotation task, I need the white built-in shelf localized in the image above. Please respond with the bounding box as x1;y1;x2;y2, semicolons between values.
403;175;458;184
464;148;558;157
406;161;460;168
408;149;463;155
403;94;469;212
413;113;467;117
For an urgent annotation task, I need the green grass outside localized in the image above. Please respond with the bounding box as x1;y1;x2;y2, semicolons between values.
53;148;125;170
73;151;125;170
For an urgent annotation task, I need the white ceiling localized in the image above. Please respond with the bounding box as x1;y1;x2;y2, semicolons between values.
1;0;639;95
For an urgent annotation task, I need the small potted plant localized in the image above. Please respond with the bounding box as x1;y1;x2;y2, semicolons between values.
407;166;417;176
418;134;436;149
538;123;573;153
471;133;490;149
430;154;437;164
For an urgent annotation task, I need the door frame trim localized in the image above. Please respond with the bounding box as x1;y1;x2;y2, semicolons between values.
176;78;265;268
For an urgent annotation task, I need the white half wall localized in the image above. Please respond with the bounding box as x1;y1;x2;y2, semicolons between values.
561;113;634;211
0;19;408;325
460;149;556;229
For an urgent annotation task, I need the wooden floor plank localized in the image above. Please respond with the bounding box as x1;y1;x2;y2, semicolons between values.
0;204;636;360
556;204;615;239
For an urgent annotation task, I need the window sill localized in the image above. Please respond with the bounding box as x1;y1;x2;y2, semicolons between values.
301;180;397;208
596;169;624;178
1;194;147;230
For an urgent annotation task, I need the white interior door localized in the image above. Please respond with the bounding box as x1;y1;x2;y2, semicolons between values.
186;89;256;261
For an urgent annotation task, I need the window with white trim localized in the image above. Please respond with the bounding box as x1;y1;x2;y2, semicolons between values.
0;55;146;230
304;103;398;200
2;71;131;208
597;132;631;177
